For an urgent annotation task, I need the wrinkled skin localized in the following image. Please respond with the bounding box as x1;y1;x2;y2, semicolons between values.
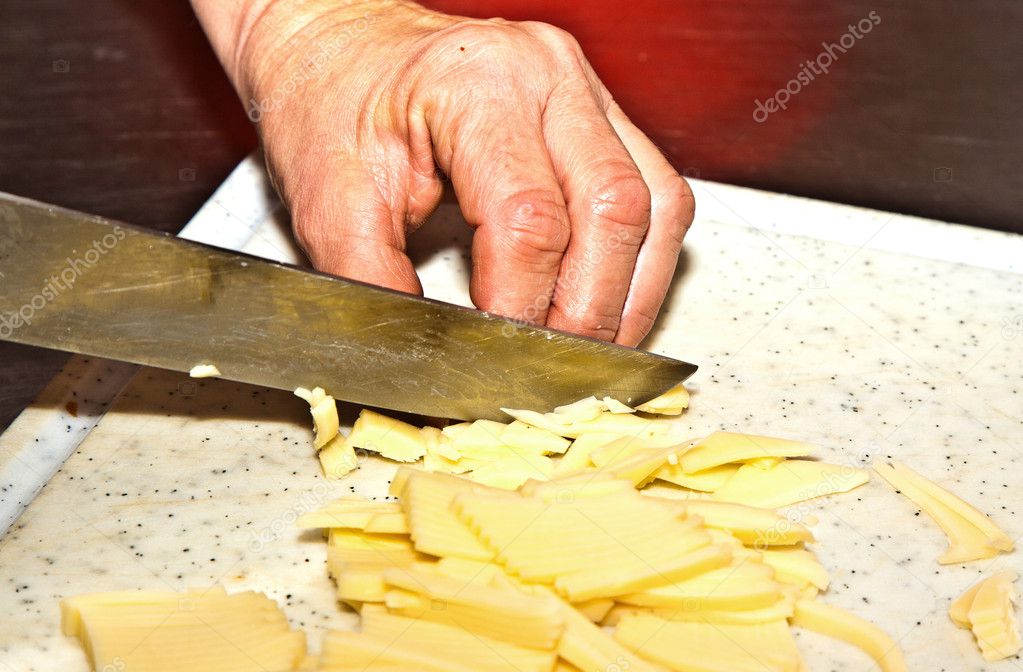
219;0;694;345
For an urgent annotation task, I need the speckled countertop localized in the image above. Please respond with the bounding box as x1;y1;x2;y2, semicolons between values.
1;157;1021;670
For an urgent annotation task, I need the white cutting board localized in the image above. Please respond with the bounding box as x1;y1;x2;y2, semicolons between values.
1;154;1022;671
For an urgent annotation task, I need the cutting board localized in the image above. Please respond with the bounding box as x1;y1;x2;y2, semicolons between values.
1;155;1022;671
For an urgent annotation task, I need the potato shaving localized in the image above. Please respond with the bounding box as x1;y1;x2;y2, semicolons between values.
873;460;1013;563
949;571;1020;661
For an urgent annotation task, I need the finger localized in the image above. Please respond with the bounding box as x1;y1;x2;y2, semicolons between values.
605;102;695;346
541;80;650;341
431;105;571;324
287;155;425;295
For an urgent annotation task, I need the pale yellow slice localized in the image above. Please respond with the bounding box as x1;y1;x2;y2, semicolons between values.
553;396;605;421
635;382;690;415
790;598;907;672
464;452;555;490
502;408;670;439
603;396;636;414
293;386;339;450
61;587;306;672
325;526;428;604
615;611;802;671
759;546;830;591
712;459;869;508
641;595;796;625
443;419;511;454
317;433;358;479
556;433;621;474
873;461;1012;564
533;587;668;672
573;597;615;622
679;431;814;473
382;566;564;649
620;561;782;611
503;420;571;454
346;409;428;462
424;425;461;460
319;629;470;672
949;570;1020;661
656;462;740;492
589;437;692;487
455;486;730;601
321;607;556;672
188;363;221;378
888;461;1013;552
661;499;815;547
396;468;494;561
422;426;471;474
520;471;636;502
296;499;409;535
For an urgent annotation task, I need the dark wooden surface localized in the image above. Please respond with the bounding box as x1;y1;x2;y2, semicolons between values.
1;0;1020;430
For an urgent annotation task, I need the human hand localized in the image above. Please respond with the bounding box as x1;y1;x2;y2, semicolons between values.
194;0;694;345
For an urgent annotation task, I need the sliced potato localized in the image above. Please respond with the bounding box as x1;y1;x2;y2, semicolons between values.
347;408;428;462
656;462;739;492
502;407;671;439
615;612;802;671
317;433;358;479
382;566;565;649
294;386;339;450
635;382;690;416
503;420;572;454
679;431;814;474
61;587;306;672
659;499;815;547
712;459;869;508
553;396;605;422
949;571;1020;662
873;461;1012;564
188;363;221;378
791;598;907;672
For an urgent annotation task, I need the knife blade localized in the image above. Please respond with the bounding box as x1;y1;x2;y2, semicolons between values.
0;192;696;420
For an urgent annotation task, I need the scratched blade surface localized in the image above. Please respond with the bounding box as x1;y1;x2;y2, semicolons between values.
0;193;697;420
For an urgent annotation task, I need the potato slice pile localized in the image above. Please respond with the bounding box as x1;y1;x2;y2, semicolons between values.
298;385;871;513
60;383;1018;669
298;467;906;671
60;587;307;672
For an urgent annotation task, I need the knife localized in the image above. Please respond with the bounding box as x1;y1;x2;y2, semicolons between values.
0;192;696;420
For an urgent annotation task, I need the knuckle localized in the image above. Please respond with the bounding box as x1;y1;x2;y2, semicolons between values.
421;22;554;98
492;189;571;258
521;21;581;51
585;169;651;238
656;174;696;247
434;22;526;64
661;173;696;216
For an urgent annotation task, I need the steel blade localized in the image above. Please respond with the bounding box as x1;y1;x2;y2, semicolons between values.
0;193;697;420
